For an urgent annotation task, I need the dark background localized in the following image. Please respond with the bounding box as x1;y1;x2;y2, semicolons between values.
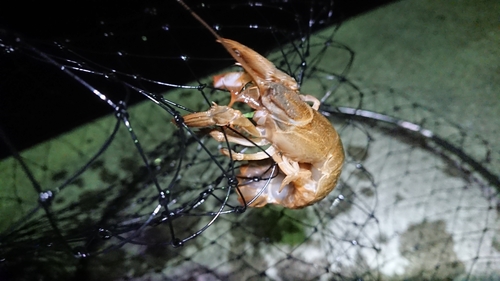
0;0;395;159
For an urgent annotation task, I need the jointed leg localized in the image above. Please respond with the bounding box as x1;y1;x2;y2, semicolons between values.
209;130;268;147
271;154;311;191
300;94;321;110
221;146;275;161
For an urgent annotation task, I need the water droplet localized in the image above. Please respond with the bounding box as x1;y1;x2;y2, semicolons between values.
98;228;112;239
141;35;147;41
162;25;169;31
39;190;53;203
74;249;89;259
172;238;184;248
54;42;65;50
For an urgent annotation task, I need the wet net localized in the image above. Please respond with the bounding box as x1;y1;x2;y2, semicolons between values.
1;1;499;280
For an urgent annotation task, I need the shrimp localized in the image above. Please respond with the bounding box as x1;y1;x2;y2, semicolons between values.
178;0;344;208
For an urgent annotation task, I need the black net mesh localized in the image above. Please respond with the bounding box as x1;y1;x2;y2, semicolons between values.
0;1;499;280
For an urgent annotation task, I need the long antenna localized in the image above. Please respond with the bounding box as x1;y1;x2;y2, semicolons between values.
176;0;256;81
176;0;222;41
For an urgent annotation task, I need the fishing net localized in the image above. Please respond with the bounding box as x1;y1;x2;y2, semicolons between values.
1;1;499;280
